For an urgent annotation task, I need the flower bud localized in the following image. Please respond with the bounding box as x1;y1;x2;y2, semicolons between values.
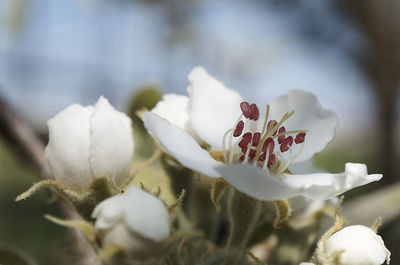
324;225;390;265
91;186;170;258
45;96;134;191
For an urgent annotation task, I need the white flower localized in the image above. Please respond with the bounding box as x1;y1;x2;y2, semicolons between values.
45;96;134;191
144;67;382;201
324;225;390;265
91;186;170;254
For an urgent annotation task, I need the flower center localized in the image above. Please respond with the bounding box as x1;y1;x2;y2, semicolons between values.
217;102;307;175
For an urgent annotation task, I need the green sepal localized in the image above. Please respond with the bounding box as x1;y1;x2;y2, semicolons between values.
100;230;201;265
273;199;292;228
16;176;119;220
312;196;345;265
370;217;382;233
44;214;97;246
168;189;186;217
210;178;228;213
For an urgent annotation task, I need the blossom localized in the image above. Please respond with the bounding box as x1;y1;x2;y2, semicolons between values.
91;186;170;254
45;96;134;191
324;225;390;265
144;67;382;201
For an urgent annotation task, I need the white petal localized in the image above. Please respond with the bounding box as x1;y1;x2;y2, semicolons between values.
45;104;94;191
151;94;190;131
215;164;301;201
100;223;145;252
269;90;338;163
283;163;382;200
144;111;223;178
89;96;134;185
288;158;324;174
152;93;202;143
124;186;170;242
325;225;390;265
344;163;382;190
92;194;126;230
187;67;243;149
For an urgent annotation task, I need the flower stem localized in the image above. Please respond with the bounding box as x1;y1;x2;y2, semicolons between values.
225;188;261;265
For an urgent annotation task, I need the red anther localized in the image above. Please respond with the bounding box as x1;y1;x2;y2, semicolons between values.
280;136;293;152
268;154;276;168
250;104;259;121
267;120;278;135
240;149;256;162
262;137;275;154
238;132;252;149
286;136;293;146
258;152;266;162
277;126;286;144
240;102;251;119
295;132;306;144
248;149;256;160
241;146;248;154
252;132;261;146
233;120;245;137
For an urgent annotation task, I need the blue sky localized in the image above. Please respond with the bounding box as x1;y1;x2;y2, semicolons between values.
0;0;381;136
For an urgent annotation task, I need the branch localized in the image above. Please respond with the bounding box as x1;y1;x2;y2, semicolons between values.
0;94;51;178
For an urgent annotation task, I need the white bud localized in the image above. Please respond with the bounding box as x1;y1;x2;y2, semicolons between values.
91;186;170;256
325;225;390;265
45;96;134;191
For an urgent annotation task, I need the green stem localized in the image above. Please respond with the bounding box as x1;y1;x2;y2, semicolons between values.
225;189;261;265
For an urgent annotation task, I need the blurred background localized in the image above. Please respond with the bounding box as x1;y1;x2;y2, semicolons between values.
0;0;399;264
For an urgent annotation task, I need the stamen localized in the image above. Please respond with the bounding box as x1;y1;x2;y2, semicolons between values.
244;142;252;163
252;132;261;147
295;132;306;144
261;111;294;146
228;129;235;163
255;111;294;161
233;120;244;137
277;146;294;175
222;128;234;162
240;102;251;119
291;141;305;162
259;152;266;162
249;149;256;160
262;145;270;170
250;104;259;121
280;136;293;152
274;129;307;139
277;127;286;144
262;159;270;172
262;137;275;154
260;105;270;135
227;103;307;174
267;120;278;136
238;132;252;153
268;154;276;168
